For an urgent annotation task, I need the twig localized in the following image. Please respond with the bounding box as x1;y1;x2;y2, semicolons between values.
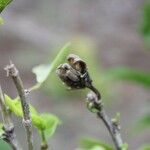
87;88;124;150
5;62;33;150
40;130;48;150
0;85;21;150
56;54;124;150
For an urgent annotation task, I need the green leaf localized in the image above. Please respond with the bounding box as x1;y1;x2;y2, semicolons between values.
90;146;106;150
0;0;12;13
31;114;46;130
105;67;150;88
4;95;60;138
39;113;61;139
80;138;113;150
0;140;11;150
121;143;128;150
0;123;11;149
5;95;38;117
139;144;150;150
31;42;71;91
139;1;150;48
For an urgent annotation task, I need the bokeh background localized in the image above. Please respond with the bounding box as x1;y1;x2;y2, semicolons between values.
0;0;150;150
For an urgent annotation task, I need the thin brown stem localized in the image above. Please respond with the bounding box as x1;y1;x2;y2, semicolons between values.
0;85;21;150
5;62;33;150
87;86;124;150
56;53;124;150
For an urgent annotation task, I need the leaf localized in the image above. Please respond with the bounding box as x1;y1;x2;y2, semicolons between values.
31;114;46;130
39;113;61;139
139;1;150;48
139;144;150;150
5;95;38;117
31;42;71;91
105;67;150;88
90;146;106;150
4;95;60;138
0;140;11;150
121;143;128;150
32;64;51;83
0;123;11;149
80;138;113;150
0;0;12;13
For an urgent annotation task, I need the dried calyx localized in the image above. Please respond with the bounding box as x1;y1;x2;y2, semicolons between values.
56;54;93;90
67;54;87;74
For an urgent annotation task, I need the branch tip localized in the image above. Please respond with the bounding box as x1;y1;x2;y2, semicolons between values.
56;54;124;150
4;62;33;150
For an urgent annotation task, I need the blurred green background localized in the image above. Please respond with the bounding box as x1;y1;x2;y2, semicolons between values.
0;0;150;150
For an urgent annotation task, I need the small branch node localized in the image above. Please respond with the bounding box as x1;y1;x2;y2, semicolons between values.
4;62;18;77
24;89;30;96
22;119;32;127
0;85;21;150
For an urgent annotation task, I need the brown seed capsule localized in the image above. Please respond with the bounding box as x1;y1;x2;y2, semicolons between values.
67;54;77;66
57;63;80;81
56;63;85;89
67;54;87;73
56;54;94;90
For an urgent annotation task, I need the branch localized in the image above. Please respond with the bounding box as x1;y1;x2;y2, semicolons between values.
56;54;124;150
87;88;123;150
0;85;21;150
5;62;33;150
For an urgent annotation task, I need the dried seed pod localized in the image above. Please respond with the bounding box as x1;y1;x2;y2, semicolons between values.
67;54;78;66
56;63;78;81
67;54;87;74
56;54;94;90
56;63;85;89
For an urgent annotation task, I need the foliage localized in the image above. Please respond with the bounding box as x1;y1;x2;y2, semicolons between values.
105;67;150;88
0;0;12;25
89;146;106;150
139;144;150;150
0;140;11;150
0;0;12;24
38;113;61;139
0;124;11;149
80;138;113;150
79;138;129;150
31;42;71;91
139;0;150;48
0;0;12;13
4;94;61;140
121;143;128;150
